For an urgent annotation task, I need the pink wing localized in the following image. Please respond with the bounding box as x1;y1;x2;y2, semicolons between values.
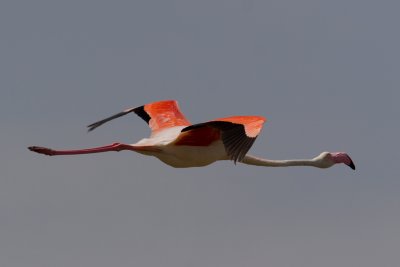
211;116;266;138
175;116;266;163
87;100;191;134
143;100;191;133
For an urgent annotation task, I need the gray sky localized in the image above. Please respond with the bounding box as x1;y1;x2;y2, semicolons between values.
1;0;399;266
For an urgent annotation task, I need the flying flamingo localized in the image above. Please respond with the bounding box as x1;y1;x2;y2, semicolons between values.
28;100;355;170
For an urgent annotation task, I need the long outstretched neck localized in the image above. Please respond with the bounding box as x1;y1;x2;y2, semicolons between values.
241;152;356;170
241;154;319;168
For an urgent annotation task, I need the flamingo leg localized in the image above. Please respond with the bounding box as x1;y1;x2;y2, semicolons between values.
28;143;155;156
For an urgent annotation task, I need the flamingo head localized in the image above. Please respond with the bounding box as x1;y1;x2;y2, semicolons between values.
315;152;356;170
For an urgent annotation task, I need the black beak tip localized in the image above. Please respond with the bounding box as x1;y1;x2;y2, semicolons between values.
348;161;356;170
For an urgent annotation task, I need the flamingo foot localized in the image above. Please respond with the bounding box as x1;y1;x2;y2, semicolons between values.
28;146;55;156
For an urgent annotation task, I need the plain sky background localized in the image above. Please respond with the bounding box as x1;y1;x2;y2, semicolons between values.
1;0;399;266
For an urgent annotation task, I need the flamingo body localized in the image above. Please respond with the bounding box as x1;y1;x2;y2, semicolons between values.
130;125;225;167
29;100;355;170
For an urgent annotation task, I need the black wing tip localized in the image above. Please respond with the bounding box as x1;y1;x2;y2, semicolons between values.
87;122;100;132
86;107;139;133
133;105;151;124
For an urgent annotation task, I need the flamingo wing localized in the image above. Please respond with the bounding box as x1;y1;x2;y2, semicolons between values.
87;100;191;133
175;116;266;163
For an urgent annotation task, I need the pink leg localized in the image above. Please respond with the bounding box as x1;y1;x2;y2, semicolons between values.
28;143;153;156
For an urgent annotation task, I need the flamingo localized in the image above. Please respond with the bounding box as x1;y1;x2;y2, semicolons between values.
28;100;355;170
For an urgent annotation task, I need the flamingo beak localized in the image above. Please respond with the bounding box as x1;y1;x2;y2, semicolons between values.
330;152;356;170
347;160;356;170
345;155;356;170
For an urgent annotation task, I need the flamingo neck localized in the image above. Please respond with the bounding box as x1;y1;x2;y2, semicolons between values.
241;154;319;168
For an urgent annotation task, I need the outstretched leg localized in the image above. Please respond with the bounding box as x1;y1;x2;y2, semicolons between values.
28;143;157;156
